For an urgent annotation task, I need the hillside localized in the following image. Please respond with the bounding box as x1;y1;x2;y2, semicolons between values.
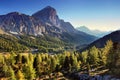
0;34;74;53
88;30;120;48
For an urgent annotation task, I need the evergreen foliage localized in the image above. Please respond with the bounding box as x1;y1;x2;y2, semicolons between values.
0;40;120;79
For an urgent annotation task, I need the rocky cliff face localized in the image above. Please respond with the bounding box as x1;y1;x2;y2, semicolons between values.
32;6;60;27
32;6;75;33
0;12;45;35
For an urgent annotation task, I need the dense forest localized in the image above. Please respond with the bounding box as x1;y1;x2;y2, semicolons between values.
0;40;120;80
0;34;73;53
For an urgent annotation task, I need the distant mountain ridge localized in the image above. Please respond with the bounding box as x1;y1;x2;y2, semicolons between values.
78;30;120;52
88;30;120;48
76;26;111;37
0;6;97;46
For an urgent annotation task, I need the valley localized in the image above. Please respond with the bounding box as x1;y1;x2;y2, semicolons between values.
0;4;120;80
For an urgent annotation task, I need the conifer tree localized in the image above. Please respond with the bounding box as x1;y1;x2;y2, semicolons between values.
16;70;24;80
50;57;57;72
23;55;36;80
22;55;28;64
81;50;88;64
88;46;99;66
33;54;42;77
102;40;113;65
2;63;8;77
7;66;16;80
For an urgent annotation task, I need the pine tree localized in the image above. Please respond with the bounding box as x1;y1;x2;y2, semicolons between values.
0;54;4;64
23;55;36;80
87;46;99;66
2;63;8;77
102;40;113;65
7;52;16;66
33;54;42;77
28;53;34;63
22;55;28;64
50;57;57;72
81;50;88;64
63;56;70;70
7;66;16;80
16;54;22;63
107;42;120;75
16;70;24;80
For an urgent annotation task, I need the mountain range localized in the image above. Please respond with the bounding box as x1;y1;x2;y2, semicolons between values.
0;6;97;52
1;6;119;53
0;6;97;45
76;26;111;37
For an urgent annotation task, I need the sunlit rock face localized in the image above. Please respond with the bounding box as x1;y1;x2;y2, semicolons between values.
32;6;76;33
0;12;43;35
0;6;74;36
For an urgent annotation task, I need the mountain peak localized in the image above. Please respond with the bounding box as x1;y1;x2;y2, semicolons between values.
40;6;57;16
44;6;56;11
32;6;59;26
33;6;57;18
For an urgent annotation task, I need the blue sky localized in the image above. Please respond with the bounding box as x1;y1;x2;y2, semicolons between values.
0;0;120;31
